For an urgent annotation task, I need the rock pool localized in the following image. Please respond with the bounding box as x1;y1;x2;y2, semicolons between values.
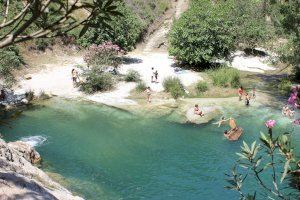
1;99;299;199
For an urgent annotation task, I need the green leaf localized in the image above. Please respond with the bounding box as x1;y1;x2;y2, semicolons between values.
280;159;290;183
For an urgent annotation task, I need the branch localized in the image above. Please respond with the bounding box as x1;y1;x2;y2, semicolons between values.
0;1;31;28
2;0;10;25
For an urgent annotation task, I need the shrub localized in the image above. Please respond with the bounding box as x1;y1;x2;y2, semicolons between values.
124;70;141;82
209;66;240;88
278;78;292;95
195;81;208;94
135;81;147;93
80;69;115;94
0;46;23;87
163;76;185;99
83;42;124;69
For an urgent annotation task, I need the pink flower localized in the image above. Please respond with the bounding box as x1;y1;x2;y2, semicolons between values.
265;120;276;129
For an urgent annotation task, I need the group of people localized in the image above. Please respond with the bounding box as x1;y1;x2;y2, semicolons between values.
151;67;159;83
238;86;255;106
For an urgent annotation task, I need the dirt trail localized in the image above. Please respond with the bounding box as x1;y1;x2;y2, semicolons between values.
139;0;189;54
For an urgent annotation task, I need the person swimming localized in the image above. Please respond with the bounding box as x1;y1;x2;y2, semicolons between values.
194;104;204;117
213;116;229;127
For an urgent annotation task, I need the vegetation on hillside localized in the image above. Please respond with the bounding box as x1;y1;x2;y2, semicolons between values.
77;0;170;51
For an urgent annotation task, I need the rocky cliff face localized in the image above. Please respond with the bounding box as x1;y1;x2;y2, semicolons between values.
0;139;83;200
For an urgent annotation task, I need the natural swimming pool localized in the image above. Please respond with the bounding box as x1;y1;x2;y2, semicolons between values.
1;99;299;199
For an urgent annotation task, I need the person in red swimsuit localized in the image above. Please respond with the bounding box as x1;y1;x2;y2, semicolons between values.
238;86;244;101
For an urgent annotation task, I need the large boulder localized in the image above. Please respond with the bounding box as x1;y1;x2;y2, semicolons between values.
0;139;83;200
8;141;41;164
186;106;221;124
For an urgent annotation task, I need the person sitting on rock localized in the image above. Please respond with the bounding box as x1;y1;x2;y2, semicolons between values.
0;89;5;101
194;104;204;117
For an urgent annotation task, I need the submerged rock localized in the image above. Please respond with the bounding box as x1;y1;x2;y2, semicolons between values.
0;138;83;200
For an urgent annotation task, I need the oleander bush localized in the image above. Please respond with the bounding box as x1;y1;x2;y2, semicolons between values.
83;42;124;69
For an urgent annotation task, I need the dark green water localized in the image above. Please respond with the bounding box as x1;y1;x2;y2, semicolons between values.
1;99;299;199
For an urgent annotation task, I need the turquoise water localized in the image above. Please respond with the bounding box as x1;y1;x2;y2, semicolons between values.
1;99;300;199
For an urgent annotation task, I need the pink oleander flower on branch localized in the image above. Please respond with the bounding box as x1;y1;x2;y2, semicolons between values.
84;42;124;68
265;119;276;129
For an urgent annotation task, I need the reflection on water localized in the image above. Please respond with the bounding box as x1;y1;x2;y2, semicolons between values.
0;99;299;199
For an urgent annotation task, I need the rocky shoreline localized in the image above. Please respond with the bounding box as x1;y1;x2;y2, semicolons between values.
0;138;83;200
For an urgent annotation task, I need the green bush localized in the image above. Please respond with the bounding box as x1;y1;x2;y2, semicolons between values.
195;81;208;94
135;81;147;93
80;70;115;94
163;76;185;99
124;70;141;82
0;46;23;87
209;66;240;88
278;78;292;94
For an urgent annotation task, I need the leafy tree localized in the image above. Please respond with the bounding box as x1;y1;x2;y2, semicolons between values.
0;0;121;48
169;0;235;66
226;120;300;199
169;0;274;66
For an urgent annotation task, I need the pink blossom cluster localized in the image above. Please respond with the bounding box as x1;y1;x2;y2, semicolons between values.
288;85;300;108
265;119;276;129
83;42;124;65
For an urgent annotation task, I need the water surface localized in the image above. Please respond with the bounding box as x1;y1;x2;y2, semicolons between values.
1;99;299;199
